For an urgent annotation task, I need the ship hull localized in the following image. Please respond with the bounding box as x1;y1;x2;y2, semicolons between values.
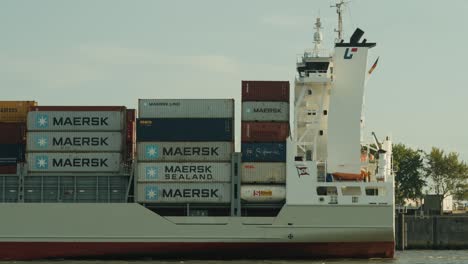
0;203;395;260
0;241;394;260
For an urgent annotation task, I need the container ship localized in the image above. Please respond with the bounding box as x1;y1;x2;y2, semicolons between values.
0;9;395;260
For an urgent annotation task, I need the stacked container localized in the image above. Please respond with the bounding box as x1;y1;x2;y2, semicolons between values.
0;101;36;202
240;81;289;203
0;101;36;174
136;99;234;205
24;106;131;202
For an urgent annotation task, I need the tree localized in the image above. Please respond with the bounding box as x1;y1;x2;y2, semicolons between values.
392;144;425;206
425;147;468;213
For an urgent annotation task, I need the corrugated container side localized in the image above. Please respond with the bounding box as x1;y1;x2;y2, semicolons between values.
0;165;17;174
137;118;234;142
241;122;289;142
0;176;19;202
139;99;234;118
0;123;26;144
241;162;286;183
26;152;121;172
27;111;124;131
23;175;129;203
242;81;289;102
137;183;231;203
26;132;123;152
241;142;286;162
137;162;231;182
137;142;233;162
241;185;286;203
30;106;126;111
125;109;136;161
242;102;289;122
126;109;136;121
0;144;25;164
0;101;37;123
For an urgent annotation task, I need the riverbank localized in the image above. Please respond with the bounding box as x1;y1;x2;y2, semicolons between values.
396;214;468;249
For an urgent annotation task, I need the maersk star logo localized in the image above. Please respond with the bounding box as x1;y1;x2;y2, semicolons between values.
145;166;159;179
145;186;159;200
145;145;159;159
35;136;48;148
36;114;49;128
35;156;49;169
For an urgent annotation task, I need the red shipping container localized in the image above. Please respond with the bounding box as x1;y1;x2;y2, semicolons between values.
0;123;26;144
126;121;135;141
0;165;17;174
126;109;136;121
242;122;289;142
242;81;289;102
30;106;126;111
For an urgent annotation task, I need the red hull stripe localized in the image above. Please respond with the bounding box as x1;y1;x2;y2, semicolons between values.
0;241;394;260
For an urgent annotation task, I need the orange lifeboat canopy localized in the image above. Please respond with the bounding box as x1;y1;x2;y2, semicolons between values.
332;169;368;181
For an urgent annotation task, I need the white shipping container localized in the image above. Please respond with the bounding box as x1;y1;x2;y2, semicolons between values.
241;185;286;203
137;183;231;203
137;142;233;162
26;132;123;152
27;153;121;172
27;111;124;131
241;162;286;183
139;99;234;118
242;102;289;121
137;162;231;182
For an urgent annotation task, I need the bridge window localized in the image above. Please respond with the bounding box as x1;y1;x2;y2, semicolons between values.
316;186;337;196
365;187;386;196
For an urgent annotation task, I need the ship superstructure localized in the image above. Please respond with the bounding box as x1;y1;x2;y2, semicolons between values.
0;5;395;260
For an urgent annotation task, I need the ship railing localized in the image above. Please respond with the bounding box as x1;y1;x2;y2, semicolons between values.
295;72;331;83
296;50;331;62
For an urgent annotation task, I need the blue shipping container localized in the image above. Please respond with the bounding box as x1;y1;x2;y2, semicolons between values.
0;144;25;164
241;142;286;162
137;118;234;142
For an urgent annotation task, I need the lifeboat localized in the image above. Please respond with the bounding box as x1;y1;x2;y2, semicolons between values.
332;169;368;181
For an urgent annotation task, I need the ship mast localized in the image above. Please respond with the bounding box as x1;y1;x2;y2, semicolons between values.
312;18;323;57
331;0;347;42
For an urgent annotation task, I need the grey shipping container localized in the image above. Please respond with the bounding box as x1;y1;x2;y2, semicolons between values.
242;102;289;122
137;183;231;203
23;175;128;203
137;162;231;183
241;162;286;183
27;111;124;131
136;118;233;142
137;142;233;162
26;152;122;173
241;143;286;162
139;99;234;118
0;176;19;202
26;132;123;152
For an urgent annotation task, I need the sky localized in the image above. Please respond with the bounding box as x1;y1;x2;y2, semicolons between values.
0;0;467;161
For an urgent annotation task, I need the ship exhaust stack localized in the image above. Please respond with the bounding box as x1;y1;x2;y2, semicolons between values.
326;30;376;175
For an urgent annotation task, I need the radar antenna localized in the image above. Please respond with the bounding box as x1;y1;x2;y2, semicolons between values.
331;0;348;42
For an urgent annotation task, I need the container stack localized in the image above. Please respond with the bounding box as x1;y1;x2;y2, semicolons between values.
136;99;234;208
240;81;289;204
24;106;130;203
0;101;36;173
0;101;36;202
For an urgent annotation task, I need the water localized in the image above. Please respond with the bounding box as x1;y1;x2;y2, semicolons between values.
1;251;467;264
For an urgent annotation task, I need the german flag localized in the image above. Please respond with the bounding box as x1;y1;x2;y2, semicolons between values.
368;57;379;75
